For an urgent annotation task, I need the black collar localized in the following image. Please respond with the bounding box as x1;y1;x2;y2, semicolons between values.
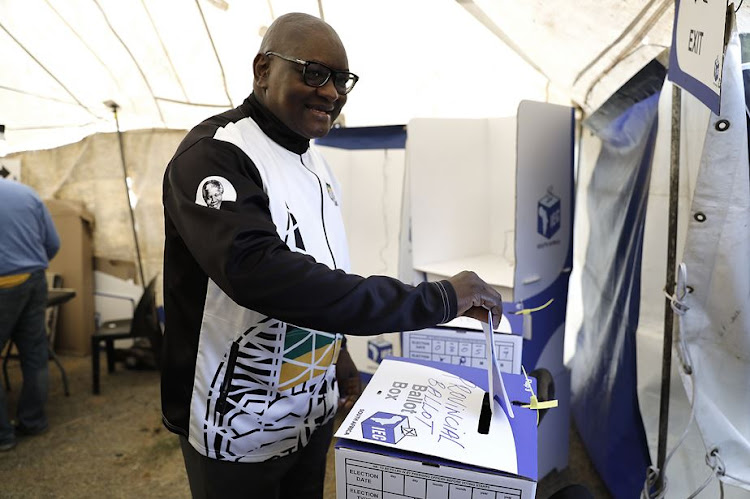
240;94;310;155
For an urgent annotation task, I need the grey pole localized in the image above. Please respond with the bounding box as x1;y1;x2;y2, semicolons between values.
655;84;681;494
105;100;146;289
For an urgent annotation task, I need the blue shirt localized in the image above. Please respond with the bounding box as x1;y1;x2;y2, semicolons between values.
0;178;60;276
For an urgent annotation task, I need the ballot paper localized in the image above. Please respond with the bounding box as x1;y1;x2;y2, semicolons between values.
483;310;514;418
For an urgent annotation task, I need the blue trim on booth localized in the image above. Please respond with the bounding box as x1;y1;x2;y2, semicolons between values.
314;125;407;150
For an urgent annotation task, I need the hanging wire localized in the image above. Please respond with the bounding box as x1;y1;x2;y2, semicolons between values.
686;449;726;499
642;263;736;499
641;264;695;499
641;364;696;498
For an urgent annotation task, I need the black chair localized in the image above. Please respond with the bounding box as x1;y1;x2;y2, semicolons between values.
91;277;162;395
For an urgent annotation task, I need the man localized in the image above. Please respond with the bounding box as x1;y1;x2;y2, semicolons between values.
0;178;60;451
200;179;224;209
161;12;504;498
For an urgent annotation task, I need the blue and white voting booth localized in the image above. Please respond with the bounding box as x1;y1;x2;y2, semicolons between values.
400;100;575;478
316;100;574;478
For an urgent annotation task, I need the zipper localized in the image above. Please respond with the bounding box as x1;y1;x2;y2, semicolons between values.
299;156;337;268
216;341;240;418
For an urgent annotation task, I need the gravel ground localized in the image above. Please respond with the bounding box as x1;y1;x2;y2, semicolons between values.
0;353;608;498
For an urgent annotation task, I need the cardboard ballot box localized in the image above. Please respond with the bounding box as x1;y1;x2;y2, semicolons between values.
335;357;537;499
402;314;525;376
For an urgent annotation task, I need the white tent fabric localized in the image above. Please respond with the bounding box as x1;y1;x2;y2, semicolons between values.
0;0;681;155
4;1;750;497
17;129;184;281
676;24;750;491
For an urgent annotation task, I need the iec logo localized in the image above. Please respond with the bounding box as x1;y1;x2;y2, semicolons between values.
537;192;561;239
367;337;393;364
361;412;409;445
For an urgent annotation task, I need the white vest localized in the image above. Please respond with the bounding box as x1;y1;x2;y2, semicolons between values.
187;117;350;462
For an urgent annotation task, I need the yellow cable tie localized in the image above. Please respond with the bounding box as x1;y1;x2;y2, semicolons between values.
513;298;554;315
521;395;559;410
520;365;559;412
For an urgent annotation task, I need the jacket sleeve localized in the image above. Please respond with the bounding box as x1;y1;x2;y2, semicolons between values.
163;137;457;335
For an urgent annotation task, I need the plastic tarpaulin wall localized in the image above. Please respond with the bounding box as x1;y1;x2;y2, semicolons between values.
677;24;750;490
9;129;186;296
570;92;659;498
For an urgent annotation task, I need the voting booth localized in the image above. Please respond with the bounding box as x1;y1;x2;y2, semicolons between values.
335;357;538;499
317;101;574;477
401;100;575;477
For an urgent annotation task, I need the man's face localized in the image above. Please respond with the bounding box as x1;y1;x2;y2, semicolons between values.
204;184;222;209
258;37;349;139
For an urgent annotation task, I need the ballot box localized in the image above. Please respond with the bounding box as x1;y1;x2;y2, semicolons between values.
401;314;524;375
334;357;538;499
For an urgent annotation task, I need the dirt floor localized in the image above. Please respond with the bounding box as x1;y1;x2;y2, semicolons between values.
0;353;611;498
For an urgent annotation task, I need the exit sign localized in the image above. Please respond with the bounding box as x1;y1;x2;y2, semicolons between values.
668;0;731;114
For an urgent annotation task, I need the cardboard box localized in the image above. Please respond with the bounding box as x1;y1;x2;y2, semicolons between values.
345;332;401;381
335;357;538;498
45;199;95;356
401;315;524;375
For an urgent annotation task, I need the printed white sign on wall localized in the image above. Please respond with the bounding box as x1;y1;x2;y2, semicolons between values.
0;158;21;182
668;0;730;114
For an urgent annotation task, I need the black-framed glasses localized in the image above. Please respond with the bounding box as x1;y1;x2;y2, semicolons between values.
265;51;359;95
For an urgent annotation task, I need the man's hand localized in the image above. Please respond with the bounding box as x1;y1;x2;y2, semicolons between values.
447;271;504;328
336;346;362;413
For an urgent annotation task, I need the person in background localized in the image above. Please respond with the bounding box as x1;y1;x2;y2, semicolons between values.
161;12;504;498
0;178;60;452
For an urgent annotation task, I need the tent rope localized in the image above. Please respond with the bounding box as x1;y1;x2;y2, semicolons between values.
92;0;166;126
573;0;663;86
0;22;103;120
194;0;234;109
582;0;672;108
140;0;189;102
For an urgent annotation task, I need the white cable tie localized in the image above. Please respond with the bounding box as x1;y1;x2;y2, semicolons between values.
665;263;690;316
706;448;726;476
671;263;694;373
664;289;689;316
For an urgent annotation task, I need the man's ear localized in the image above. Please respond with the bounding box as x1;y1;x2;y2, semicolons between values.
253;53;270;89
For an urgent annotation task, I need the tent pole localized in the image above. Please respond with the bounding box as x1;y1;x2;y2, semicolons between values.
106;100;147;289
655;84;681;493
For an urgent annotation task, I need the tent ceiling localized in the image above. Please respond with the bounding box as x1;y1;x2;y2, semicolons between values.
1;0;746;154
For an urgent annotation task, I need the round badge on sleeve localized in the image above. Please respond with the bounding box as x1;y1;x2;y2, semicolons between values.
195;176;237;209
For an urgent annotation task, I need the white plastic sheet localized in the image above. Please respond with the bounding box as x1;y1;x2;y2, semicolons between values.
677;21;750;491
